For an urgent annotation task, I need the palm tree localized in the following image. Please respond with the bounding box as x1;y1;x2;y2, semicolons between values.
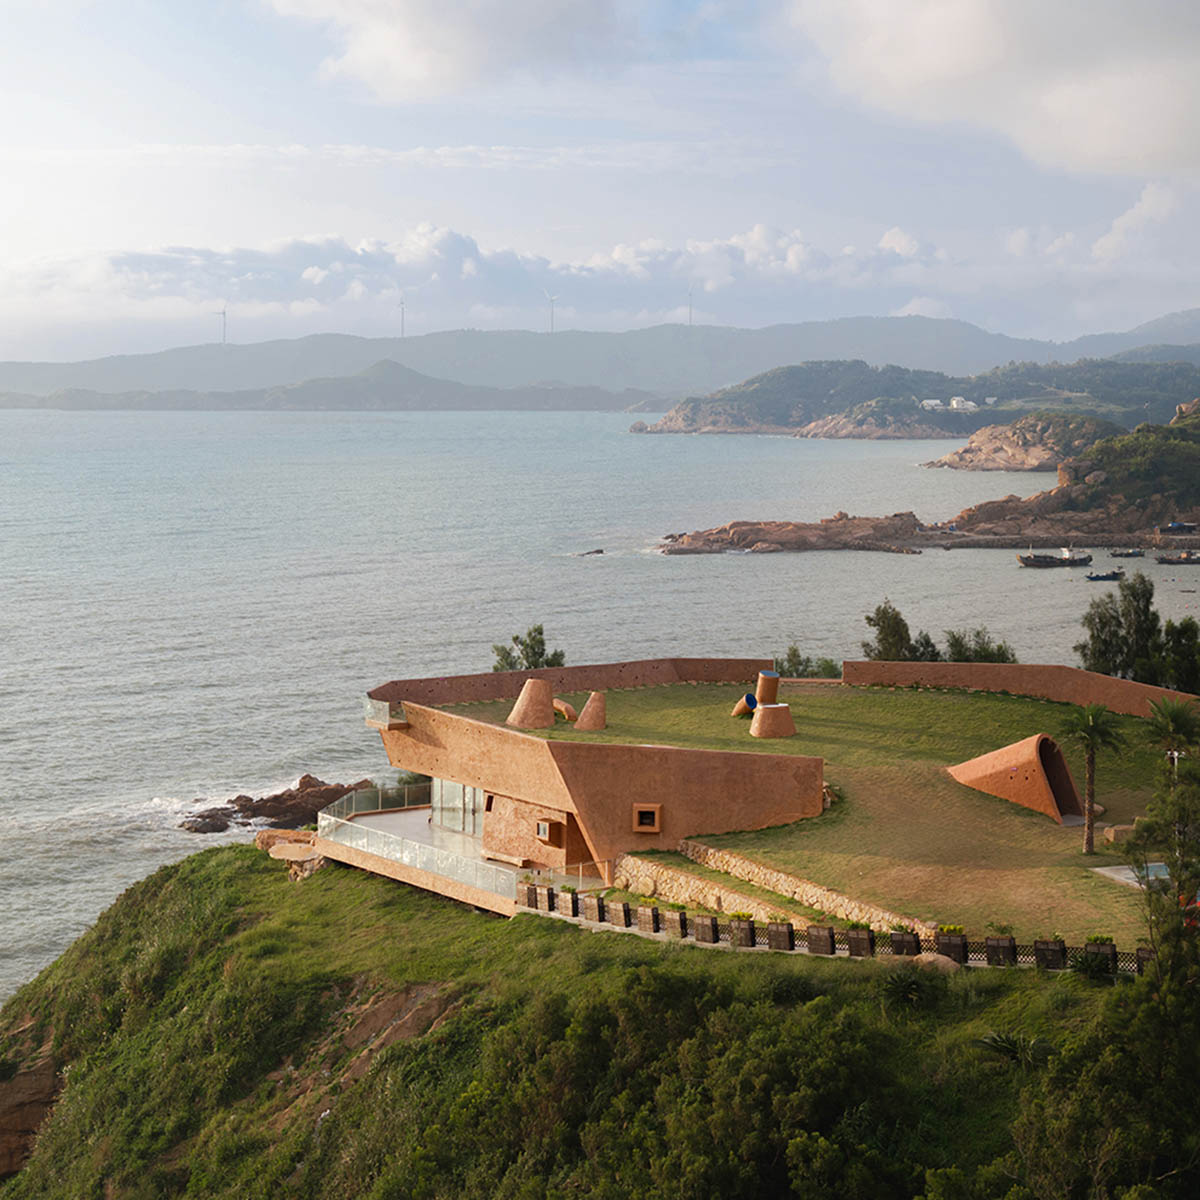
1146;696;1200;785
1060;703;1127;854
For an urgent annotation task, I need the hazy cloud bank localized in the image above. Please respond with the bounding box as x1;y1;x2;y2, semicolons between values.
2;200;1198;359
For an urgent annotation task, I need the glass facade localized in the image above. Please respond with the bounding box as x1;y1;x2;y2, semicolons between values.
430;777;487;836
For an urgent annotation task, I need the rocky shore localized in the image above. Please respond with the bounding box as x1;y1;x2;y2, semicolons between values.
179;773;370;833
922;413;1124;471
662;473;1200;555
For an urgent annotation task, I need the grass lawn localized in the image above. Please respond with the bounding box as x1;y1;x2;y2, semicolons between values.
447;681;1163;943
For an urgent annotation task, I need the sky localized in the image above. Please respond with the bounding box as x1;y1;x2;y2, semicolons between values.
3;0;1200;360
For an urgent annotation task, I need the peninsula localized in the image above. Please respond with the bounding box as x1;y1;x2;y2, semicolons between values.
633;359;1200;438
662;401;1200;554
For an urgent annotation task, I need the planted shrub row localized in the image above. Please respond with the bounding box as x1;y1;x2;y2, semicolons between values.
515;889;1153;973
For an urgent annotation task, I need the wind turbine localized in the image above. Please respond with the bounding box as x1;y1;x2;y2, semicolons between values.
688;287;693;328
543;289;557;334
214;306;227;345
397;296;405;338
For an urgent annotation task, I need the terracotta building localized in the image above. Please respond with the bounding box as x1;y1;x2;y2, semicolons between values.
314;658;825;914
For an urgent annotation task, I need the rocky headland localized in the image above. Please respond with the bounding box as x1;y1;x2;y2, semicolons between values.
179;773;370;833
922;413;1124;471
662;402;1200;554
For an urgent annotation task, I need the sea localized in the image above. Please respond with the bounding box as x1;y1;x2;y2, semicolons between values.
3;409;1199;1000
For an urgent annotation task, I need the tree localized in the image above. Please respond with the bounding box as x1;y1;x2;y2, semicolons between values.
1119;571;1163;682
774;646;841;678
943;627;1018;664
861;601;1016;664
491;624;565;672
1075;572;1163;682
1162;616;1200;694
1075;591;1124;676
1059;703;1127;854
862;599;932;661
1147;696;1200;760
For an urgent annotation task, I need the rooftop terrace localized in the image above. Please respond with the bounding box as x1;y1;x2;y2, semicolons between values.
446;680;1159;943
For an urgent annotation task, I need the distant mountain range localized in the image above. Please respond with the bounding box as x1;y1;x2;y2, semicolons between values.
7;308;1200;401
0;359;657;413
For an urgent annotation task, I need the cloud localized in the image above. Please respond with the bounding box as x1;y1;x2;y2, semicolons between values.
892;295;951;319
2;192;1199;358
268;0;637;99
878;227;919;257
1091;181;1178;262
790;0;1200;174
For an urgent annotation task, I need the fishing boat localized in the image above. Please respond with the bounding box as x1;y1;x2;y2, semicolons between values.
1086;569;1125;582
1016;547;1093;568
1110;548;1145;558
1155;550;1200;565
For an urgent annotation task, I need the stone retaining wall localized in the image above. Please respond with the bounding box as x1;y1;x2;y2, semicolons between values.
612;853;817;923
677;841;937;934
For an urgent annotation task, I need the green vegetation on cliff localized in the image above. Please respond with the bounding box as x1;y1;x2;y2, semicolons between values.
1077;403;1200;506
645;358;1200;435
4;842;1200;1197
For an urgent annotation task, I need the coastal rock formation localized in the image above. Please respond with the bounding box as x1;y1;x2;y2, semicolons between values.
794;413;959;440
923;414;1124;471
662;405;1200;553
180;774;371;833
662;511;926;555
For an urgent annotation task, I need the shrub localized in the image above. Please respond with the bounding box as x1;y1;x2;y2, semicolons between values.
975;1030;1055;1069
938;924;965;935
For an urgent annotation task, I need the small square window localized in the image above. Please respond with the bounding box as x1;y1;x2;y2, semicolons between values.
485;794;494;812
536;820;550;839
631;804;662;833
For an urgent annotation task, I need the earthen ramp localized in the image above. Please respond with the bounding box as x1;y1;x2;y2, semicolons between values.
947;734;1083;824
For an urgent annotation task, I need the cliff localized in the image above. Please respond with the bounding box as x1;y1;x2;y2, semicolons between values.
923;413;1125;471
0;844;1130;1197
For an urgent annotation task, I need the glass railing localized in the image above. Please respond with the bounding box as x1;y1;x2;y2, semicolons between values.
364;696;406;726
321;781;432;821
317;804;516;901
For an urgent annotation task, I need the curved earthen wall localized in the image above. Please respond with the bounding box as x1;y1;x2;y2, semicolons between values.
842;660;1196;718
369;657;771;707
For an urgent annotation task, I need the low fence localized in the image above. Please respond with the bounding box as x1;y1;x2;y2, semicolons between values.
516;888;1154;975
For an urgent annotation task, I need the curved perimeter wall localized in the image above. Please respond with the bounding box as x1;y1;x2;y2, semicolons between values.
842;660;1196;718
368;657;771;708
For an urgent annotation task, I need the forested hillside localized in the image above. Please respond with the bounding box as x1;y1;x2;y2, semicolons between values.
3;845;1200;1198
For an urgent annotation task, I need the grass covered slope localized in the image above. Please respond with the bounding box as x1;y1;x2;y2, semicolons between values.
0;846;1130;1199
450;683;1156;941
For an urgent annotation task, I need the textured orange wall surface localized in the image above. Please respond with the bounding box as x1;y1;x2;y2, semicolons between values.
842;661;1196;718
481;797;590;867
369;657;771;707
948;734;1083;823
379;698;824;867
